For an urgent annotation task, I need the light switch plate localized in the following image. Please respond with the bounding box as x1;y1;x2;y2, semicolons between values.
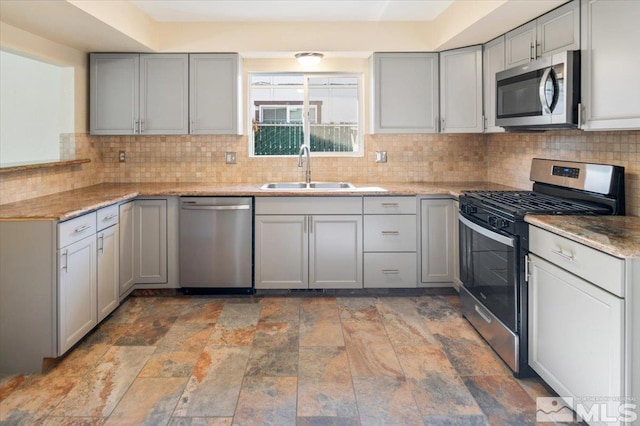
225;152;237;164
375;151;387;163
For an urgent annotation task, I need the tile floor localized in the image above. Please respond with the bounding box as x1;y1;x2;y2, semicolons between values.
0;293;555;425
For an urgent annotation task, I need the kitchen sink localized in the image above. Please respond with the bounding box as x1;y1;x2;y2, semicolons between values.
309;182;355;189
261;182;309;190
260;182;356;191
260;182;388;192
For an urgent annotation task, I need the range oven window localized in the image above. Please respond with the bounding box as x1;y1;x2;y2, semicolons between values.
460;216;518;332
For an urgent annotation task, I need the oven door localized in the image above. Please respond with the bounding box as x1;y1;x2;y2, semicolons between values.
459;214;519;332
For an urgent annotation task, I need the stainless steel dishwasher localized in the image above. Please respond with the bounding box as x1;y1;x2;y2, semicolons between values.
179;197;253;293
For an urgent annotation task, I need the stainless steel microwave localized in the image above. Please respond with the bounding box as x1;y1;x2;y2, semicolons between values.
496;50;580;130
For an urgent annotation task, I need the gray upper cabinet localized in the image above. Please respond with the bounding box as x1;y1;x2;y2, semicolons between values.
439;45;483;133
189;54;241;135
581;0;640;130
483;36;506;133
505;0;580;68
90;53;189;135
90;54;139;135
139;54;189;135
370;52;439;134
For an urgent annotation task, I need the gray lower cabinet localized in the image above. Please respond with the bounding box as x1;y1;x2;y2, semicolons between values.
363;196;417;288
255;215;308;289
527;226;639;424
97;224;119;322
133;199;168;284
119;201;135;296
254;197;363;289
58;233;97;355
420;198;455;286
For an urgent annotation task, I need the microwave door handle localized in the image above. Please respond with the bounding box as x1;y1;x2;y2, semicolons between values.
538;67;553;114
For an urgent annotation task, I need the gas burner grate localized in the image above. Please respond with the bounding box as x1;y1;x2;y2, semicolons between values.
464;191;611;215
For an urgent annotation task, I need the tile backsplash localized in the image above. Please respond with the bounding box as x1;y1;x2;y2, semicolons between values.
487;130;640;216
1;130;638;216
99;133;487;185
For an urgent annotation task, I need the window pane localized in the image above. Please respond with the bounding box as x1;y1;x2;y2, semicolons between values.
308;76;359;153
251;73;361;156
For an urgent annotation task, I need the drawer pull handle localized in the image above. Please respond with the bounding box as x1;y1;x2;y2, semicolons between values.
381;231;399;236
382;269;400;274
102;213;118;221
381;203;399;207
73;224;91;234
551;249;575;262
475;304;492;324
61;251;68;271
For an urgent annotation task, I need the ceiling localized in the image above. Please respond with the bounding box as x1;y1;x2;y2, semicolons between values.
129;0;455;22
0;0;568;55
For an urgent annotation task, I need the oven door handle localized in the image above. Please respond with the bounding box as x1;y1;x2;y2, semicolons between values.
459;215;515;248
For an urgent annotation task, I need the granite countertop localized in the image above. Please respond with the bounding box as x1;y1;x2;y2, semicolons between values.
0;181;517;221
3;182;638;258
525;215;640;259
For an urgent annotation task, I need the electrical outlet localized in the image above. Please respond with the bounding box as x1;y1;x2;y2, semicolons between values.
225;152;237;164
375;151;387;163
119;151;126;162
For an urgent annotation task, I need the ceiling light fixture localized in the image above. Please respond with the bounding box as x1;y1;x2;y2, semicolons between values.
295;52;323;65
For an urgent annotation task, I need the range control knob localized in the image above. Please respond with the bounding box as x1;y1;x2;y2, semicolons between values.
462;205;477;214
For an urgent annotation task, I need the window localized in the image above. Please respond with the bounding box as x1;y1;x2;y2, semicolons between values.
250;73;362;156
0;50;74;167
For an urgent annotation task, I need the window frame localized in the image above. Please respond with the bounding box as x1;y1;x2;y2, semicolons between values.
248;72;364;158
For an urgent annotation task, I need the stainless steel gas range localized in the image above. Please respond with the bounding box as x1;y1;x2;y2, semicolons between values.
458;158;625;377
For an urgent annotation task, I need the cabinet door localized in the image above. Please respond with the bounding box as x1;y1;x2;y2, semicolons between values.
139;54;189;135
189;54;240;135
97;225;119;322
440;46;483;133
452;201;461;288
309;215;362;289
255;216;308;289
134;200;167;284
119;201;135;296
528;254;624;415
537;0;580;58
581;0;640;130
90;53;139;135
370;53;439;134
58;236;97;355
420;199;454;285
483;36;506;133
505;21;536;68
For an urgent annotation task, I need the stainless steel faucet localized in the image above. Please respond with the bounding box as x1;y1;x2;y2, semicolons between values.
298;144;311;183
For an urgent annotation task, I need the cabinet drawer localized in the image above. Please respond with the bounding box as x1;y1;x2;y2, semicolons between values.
58;212;97;248
364;253;417;288
529;226;624;297
96;204;119;231
364;215;416;252
255;197;362;215
364;196;416;214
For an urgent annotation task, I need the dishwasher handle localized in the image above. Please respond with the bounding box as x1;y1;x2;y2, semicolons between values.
181;205;251;211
